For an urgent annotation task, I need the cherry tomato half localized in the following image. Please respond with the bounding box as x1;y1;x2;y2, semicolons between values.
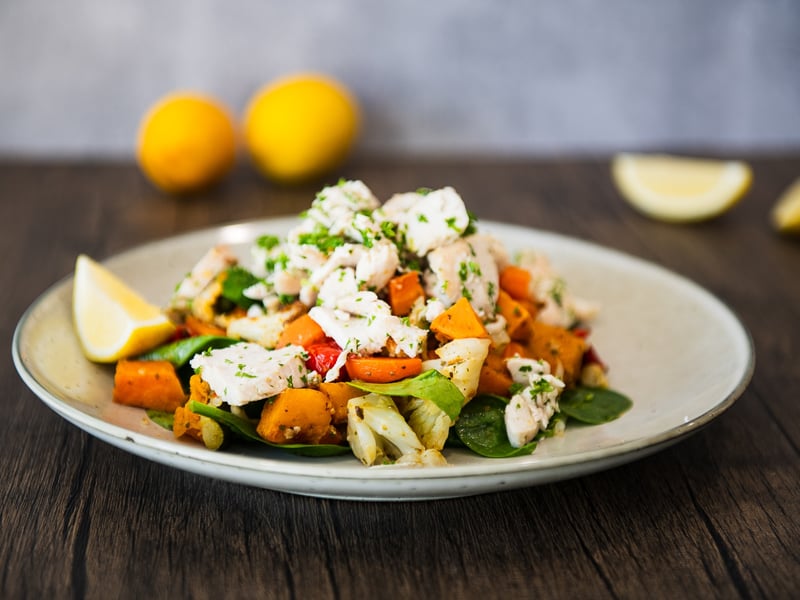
305;340;343;379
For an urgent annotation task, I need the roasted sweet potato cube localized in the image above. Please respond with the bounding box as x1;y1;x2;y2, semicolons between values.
318;382;366;424
496;290;533;342
388;271;425;316
499;265;532;301
173;404;225;450
257;388;337;445
477;352;513;397
112;360;186;412
277;313;326;348
430;297;489;341
525;321;587;386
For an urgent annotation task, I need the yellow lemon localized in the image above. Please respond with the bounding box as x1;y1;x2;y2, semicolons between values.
72;254;176;363
771;177;800;233
137;93;237;194
611;153;753;222
244;73;359;184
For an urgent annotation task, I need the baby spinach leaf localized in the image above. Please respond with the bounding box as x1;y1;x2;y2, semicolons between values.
188;401;350;457
137;335;239;368
221;266;261;309
445;426;466;448
348;370;465;421
146;409;174;431
454;394;538;458
559;387;632;424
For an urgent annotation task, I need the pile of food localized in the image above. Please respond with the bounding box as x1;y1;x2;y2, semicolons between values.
104;180;631;466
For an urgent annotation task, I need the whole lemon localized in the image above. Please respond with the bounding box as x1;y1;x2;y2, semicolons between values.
137;93;237;194
244;74;359;184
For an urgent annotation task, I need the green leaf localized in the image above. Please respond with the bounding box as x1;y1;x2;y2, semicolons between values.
296;224;346;253
256;234;281;251
559;387;633;424
146;409;174;431
454;394;537;458
221;266;261;309
188;401;350;457
347;370;465;421
463;210;478;236
137;335;239;368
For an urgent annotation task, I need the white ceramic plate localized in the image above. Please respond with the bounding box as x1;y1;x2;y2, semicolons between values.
13;219;754;501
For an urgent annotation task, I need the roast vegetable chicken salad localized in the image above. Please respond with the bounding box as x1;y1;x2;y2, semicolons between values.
108;180;631;466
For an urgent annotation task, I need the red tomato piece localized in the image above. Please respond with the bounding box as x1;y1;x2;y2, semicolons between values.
305;340;344;379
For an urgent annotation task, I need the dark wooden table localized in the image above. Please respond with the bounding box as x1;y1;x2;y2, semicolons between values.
2;157;799;598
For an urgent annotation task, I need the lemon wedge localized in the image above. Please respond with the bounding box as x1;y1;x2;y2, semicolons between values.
771;177;800;233
611;153;752;222
72;254;176;363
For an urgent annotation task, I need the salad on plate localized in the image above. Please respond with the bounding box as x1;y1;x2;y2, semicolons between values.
101;179;631;466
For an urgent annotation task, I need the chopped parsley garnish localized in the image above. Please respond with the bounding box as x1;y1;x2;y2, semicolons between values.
529;378;555;397
458;262;469;282
297;225;345;253
464;210;479;235
256;234;281;251
235;364;256;379
380;221;397;240
509;382;526;396
550;278;566;306
264;252;289;274
405;257;422;272
357;227;374;248
417;213;429;223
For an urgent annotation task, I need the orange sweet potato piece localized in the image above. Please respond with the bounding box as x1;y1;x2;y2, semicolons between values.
430;297;489;341
257;388;341;445
277;313;327;348
345;356;422;383
173;403;225;450
496;290;533;342
173;404;202;442
499;265;532;301
318;382;366;423
525;320;587;386
112;360;186;412
477;352;513;396
518;298;540;321
502;341;530;359
173;376;219;447
388;271;424;316
188;373;212;404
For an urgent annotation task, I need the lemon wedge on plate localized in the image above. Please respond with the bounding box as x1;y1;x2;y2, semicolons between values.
611;153;753;222
771;177;800;233
72;254;176;363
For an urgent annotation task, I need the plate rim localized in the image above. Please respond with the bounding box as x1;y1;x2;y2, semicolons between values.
12;218;756;499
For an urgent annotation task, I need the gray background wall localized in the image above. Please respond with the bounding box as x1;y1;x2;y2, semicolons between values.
1;0;798;158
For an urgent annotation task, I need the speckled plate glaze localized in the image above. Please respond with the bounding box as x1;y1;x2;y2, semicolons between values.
13;219;754;501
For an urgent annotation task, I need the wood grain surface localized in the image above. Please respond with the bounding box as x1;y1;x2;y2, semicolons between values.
2;157;798;599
